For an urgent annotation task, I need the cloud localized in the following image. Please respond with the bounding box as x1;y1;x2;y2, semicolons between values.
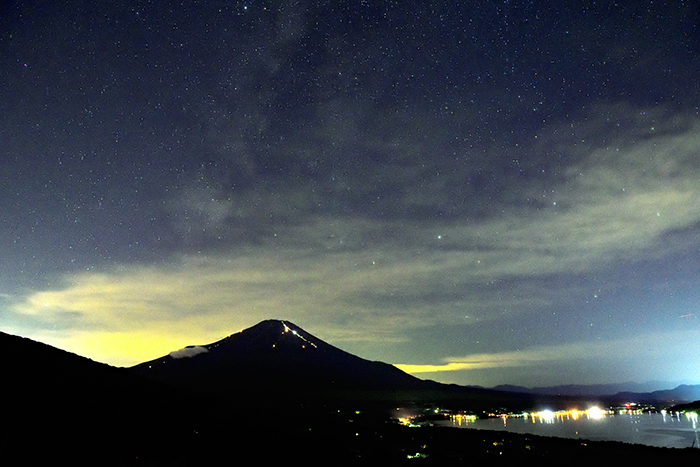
396;342;620;374
396;329;700;378
430;108;700;275
6;106;700;371
169;346;209;359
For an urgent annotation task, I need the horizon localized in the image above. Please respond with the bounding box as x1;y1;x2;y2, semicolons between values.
2;1;700;388
4;320;697;392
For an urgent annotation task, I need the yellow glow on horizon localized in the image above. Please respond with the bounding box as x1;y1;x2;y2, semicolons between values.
395;362;493;373
31;328;219;367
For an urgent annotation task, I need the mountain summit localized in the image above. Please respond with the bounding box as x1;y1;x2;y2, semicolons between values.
130;319;426;397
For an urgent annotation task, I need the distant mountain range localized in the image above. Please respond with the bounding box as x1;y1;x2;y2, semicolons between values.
494;382;700;401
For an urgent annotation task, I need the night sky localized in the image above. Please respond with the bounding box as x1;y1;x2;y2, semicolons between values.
2;1;700;388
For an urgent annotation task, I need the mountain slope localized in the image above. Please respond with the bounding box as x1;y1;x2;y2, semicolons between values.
130;319;427;397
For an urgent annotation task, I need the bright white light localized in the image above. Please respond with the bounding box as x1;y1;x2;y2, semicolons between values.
588;407;604;420
540;410;554;423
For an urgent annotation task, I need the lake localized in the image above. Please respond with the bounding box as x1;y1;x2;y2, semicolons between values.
437;410;700;449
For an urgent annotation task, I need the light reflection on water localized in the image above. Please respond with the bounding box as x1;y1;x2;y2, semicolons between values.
442;411;700;449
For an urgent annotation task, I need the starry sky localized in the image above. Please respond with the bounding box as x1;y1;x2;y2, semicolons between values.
2;0;700;388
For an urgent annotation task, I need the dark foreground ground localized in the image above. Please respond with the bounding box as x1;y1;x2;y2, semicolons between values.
193;406;700;466
6;401;700;465
121;412;700;466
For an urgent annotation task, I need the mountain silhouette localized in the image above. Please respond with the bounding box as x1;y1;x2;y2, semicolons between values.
128;320;551;412
130;319;428;398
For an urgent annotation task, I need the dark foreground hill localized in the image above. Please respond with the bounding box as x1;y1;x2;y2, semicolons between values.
0;330;209;464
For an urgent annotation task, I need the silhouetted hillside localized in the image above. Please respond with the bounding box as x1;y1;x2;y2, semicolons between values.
1;331;204;464
669;400;700;413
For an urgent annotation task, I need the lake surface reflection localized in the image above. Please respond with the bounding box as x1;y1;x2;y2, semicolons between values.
439;411;700;449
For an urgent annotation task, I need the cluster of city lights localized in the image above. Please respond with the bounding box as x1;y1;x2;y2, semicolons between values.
661;410;699;426
522;407;610;424
451;407;612;426
397;417;419;427
451;413;477;426
397;404;699;432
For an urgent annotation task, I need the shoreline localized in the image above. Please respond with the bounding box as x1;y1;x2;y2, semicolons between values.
379;425;700;464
